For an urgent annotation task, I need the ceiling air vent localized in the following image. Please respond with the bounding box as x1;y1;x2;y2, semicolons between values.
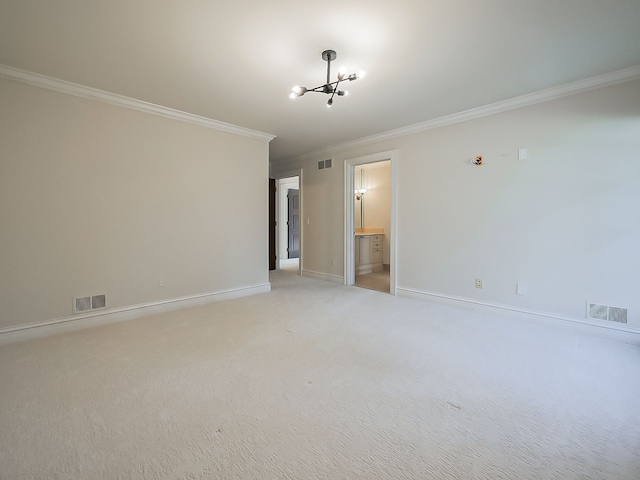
587;302;627;324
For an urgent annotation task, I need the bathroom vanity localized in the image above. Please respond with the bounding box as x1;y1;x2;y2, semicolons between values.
354;231;383;275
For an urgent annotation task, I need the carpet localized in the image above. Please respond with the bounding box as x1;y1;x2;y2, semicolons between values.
1;269;639;479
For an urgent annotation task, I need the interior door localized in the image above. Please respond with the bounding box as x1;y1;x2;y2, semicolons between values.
287;188;300;259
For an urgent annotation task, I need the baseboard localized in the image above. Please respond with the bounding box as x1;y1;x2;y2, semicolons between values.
0;283;271;345
301;269;344;284
397;286;640;344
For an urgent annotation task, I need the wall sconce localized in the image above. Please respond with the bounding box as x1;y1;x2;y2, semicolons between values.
472;155;483;166
355;188;367;200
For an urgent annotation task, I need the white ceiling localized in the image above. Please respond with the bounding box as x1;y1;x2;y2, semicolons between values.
2;0;640;163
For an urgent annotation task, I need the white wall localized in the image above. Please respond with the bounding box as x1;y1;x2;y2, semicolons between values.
272;79;640;330
0;78;270;330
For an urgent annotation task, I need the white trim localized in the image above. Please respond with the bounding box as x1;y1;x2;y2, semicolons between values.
0;283;271;345
344;150;398;295
281;64;640;163
301;269;343;284
397;286;640;344
0;64;276;142
345;161;355;286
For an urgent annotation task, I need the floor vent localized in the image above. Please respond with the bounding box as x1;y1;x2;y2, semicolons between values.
74;294;107;314
587;302;627;324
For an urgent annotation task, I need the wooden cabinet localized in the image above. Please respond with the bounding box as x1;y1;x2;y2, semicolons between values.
355;234;383;274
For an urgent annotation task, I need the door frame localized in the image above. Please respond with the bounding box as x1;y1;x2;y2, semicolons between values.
275;169;303;274
344;150;398;294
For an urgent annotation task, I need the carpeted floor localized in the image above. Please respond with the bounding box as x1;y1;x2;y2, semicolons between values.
1;269;639;479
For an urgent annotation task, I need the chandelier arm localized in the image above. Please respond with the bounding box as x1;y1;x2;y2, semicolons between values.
307;85;327;94
307;81;340;95
307;79;344;94
327;79;342;103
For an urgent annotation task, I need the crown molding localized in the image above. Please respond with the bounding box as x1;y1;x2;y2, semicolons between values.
0;64;276;142
284;64;640;162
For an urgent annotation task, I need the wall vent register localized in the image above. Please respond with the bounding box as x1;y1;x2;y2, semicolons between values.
317;159;332;170
74;294;107;314
587;302;627;324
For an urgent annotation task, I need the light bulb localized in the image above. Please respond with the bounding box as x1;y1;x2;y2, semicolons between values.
327;98;333;107
291;86;307;96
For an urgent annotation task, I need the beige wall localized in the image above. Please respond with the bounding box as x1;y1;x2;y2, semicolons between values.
0;78;270;329
273;79;640;330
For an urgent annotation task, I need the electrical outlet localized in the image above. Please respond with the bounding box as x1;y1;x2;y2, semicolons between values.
475;278;483;289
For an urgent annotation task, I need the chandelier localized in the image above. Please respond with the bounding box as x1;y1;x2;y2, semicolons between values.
289;50;366;107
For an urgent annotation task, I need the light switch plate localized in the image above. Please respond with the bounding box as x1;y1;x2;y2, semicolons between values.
518;148;528;160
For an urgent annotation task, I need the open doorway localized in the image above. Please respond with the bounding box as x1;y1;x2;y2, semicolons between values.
345;151;397;295
277;175;301;273
353;161;391;293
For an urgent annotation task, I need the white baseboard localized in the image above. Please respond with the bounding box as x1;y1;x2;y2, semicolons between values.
301;269;344;284
0;283;271;345
397;286;640;344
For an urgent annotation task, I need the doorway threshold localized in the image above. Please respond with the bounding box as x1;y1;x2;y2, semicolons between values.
354;270;390;293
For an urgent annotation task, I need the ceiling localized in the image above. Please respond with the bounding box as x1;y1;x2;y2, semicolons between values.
2;1;640;163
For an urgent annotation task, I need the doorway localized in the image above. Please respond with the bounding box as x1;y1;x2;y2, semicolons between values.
277;175;301;273
345;151;397;295
354;162;391;293
287;189;300;259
